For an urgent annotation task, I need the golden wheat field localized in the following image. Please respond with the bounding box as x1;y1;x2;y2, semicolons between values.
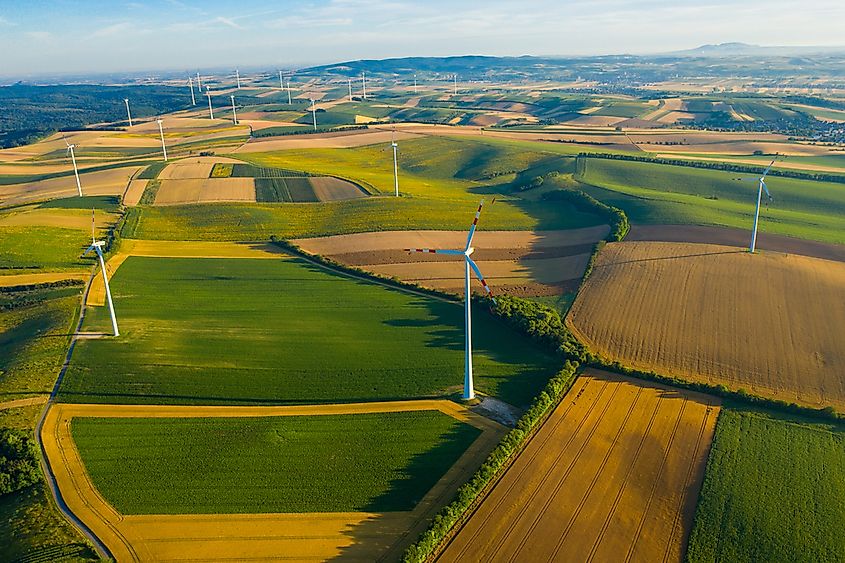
439;370;719;563
567;241;845;410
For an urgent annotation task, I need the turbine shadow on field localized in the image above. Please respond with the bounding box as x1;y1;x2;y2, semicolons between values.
597;249;744;268
329;424;482;561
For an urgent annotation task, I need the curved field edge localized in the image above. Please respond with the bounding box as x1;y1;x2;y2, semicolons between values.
40;400;506;563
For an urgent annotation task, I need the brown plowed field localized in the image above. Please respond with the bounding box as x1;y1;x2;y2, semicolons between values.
567;241;845;409
294;227;609;296
43;400;505;563
0;167;142;207
153;178;255;205
309;176;368;201
439;370;720;563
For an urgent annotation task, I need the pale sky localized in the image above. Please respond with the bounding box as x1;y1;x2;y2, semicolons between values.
1;0;843;77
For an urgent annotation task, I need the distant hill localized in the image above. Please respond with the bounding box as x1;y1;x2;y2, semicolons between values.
669;42;845;57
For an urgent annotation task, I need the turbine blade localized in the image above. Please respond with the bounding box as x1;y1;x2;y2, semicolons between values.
466;257;494;299
403;248;463;255
465;200;485;251
761;159;776;178
761;180;772;200
91;208;96;243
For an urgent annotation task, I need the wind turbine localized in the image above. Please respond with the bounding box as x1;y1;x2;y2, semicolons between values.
235;69;241;89
85;209;119;337
414;74;418;95
64;139;83;197
196;71;202;90
205;86;214;119
453;73;458;96
309;98;317;131
286;76;292;105
188;76;196;105
362;71;367;100
278;70;284;89
348;77;353;101
156;119;168;161
404;200;495;400
390;133;399;197
735;159;777;253
230;95;238;125
123;98;133;127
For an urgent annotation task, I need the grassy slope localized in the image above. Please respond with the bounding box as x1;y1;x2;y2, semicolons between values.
687;408;845;562
0;288;80;401
0;226;93;272
124;136;604;241
60;256;559;407
579;158;845;245
0;288;96;562
71;411;480;514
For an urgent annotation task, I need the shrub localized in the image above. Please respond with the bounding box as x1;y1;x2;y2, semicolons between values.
0;428;41;496
542;188;629;241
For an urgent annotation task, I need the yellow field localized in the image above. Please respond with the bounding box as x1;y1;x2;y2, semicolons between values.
439;370;719;563
568;242;845;410
153;178;255;205
0;206;118;230
42;400;505;563
0;272;88;285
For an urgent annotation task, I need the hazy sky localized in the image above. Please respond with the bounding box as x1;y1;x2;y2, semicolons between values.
1;0;843;76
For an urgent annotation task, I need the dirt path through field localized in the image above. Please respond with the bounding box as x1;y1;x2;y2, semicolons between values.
42;400;505;562
438;370;719;562
0;396;48;410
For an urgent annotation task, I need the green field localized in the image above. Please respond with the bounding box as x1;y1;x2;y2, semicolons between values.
0;285;80;402
578;158;845;244
254;177;319;202
687;408;845;562
0;225;94;272
59;256;559;407
72;410;480;514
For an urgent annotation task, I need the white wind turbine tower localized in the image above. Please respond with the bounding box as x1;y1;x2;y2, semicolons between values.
309;98;317;131
453;73;458;96
196;71;202;90
156;119;168;161
85;209;119;337
414;74;418;94
390;133;399;197
279;70;284;89
64;139;83;197
362;71;367;100
286;76;293;105
235;69;241;89
348;77;353;101
205;86;214;119
735;159;777;253
123;98;133;127
405;200;495;400
188;76;196;105
230;95;238;125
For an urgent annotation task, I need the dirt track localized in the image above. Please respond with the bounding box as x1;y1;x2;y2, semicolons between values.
568;241;845;410
627;224;845;263
42;400;505;562
439;370;719;563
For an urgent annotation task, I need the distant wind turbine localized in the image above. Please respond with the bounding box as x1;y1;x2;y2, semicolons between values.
414;74;418;94
196;71;202;90
391;133;399;197
123;98;133;127
230;95;238;125
156;119;168;161
188;76;196;105
64;138;83;197
404;200;495;400
235;69;241;89
86;209;119;337
362;71;367;100
279;70;284;89
286;76;292;104
735;159;777;253
309;97;317;131
348;77;353;101
205;86;214;119
453;73;458;96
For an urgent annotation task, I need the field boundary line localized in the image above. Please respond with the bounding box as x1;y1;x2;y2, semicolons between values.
34;267;114;560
